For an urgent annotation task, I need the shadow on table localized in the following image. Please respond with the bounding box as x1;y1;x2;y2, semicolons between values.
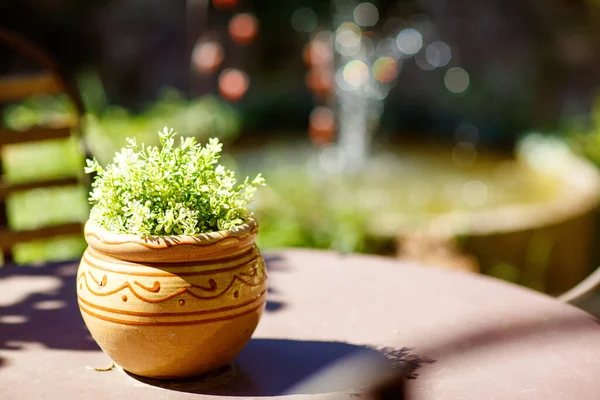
126;338;430;396
0;261;99;351
125;311;600;398
263;253;288;313
264;299;285;312
263;253;285;270
0;255;290;351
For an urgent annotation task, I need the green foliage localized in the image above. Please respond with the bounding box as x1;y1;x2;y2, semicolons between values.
248;139;566;255
1;89;241;166
85;127;265;236
254;169;373;254
85;91;241;164
3;94;76;131
569;95;600;167
0;77;243;263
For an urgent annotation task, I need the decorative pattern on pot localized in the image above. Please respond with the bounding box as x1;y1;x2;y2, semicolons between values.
77;219;268;379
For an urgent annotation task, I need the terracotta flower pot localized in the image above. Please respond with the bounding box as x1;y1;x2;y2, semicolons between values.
76;217;267;379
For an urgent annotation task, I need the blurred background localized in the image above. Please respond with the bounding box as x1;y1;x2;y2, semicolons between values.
3;0;600;299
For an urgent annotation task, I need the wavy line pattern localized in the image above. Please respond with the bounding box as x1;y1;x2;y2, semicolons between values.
190;278;217;291
87;271;107;287
77;267;266;303
77;290;266;317
134;280;161;292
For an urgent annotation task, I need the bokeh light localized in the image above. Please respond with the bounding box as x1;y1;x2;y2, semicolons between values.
444;67;470;94
342;60;370;87
414;52;435;71
212;0;237;9
374;38;400;61
396;28;423;55
407;14;435;42
192;41;224;73
318;144;346;174
353;3;379;27
462;180;488;206
305;67;333;96
314;30;332;44
357;35;375;59
218;68;249;101
309;106;336;146
291;7;318;33
372;57;398;83
228;13;259;44
303;34;333;67
425;41;452;68
335;67;352;91
408;182;433;206
336;22;362;49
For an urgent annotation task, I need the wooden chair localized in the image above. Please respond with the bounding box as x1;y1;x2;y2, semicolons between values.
0;29;90;263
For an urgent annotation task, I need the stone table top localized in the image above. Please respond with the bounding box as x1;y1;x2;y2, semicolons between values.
1;249;600;399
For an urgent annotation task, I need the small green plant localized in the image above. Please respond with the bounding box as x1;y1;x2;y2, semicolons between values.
85;127;265;236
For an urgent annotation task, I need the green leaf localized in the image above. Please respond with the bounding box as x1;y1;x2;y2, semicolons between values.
84;128;265;235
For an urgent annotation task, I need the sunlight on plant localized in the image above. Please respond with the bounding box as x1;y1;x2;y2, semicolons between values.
86;127;265;236
84;92;241;164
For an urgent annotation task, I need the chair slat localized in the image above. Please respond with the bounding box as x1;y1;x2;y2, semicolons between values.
0;125;72;147
0;72;63;102
0;177;81;199
0;222;83;250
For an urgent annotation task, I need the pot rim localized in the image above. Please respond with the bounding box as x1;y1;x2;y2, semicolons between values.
84;217;258;249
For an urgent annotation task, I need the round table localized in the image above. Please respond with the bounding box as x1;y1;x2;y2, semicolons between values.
1;249;600;399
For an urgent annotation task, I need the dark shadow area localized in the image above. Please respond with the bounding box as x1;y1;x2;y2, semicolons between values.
369;346;435;379
0;261;99;351
265;300;285;312
0;254;291;352
366;373;409;400
0;255;291;350
124;311;600;398
267;286;278;294
0;357;6;369
263;252;287;313
126;338;430;397
263;253;285;270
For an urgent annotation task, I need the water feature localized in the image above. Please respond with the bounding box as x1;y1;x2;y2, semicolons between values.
299;1;461;174
237;4;600;292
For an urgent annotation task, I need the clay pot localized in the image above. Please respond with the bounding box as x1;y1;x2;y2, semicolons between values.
76;218;267;379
